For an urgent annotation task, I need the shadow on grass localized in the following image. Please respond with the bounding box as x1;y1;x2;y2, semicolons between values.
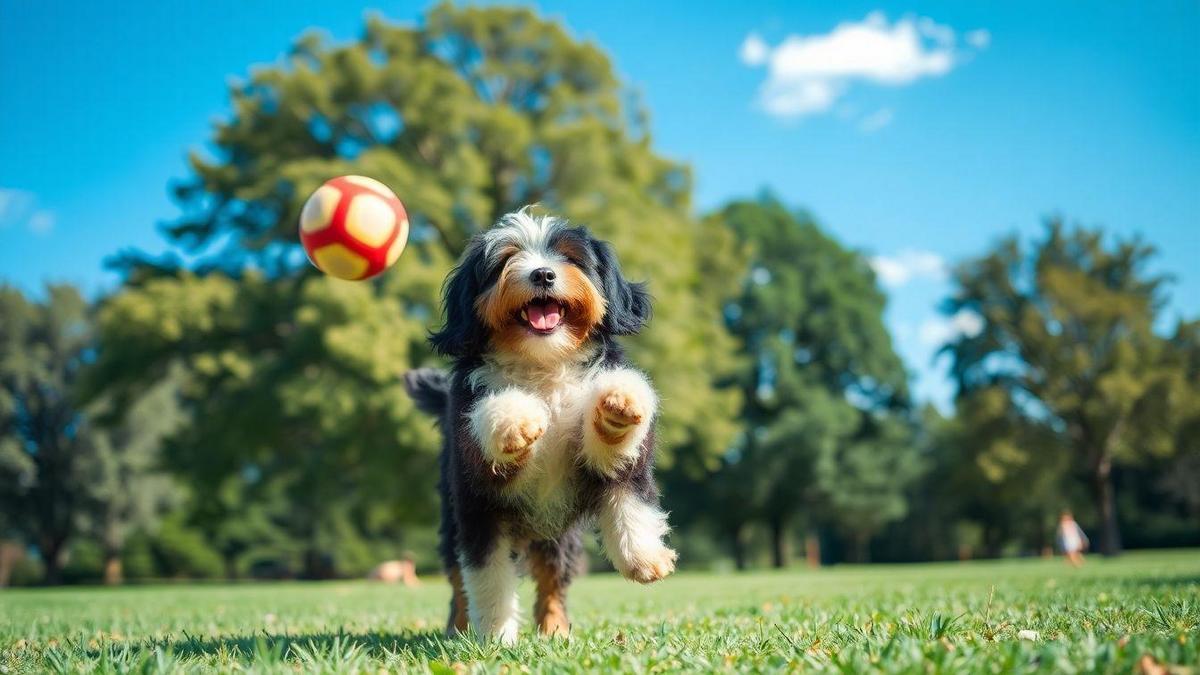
149;629;455;663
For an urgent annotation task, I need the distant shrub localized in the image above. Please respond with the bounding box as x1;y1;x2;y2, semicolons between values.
151;516;223;579
61;539;104;584
121;531;158;580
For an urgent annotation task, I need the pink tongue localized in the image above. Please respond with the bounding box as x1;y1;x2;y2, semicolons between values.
528;302;562;330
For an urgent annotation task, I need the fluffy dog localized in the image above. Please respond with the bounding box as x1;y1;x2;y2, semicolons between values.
405;209;676;643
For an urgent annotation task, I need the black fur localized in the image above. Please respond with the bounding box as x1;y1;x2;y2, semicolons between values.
407;219;666;635
590;239;651;336
428;240;492;358
403;368;449;417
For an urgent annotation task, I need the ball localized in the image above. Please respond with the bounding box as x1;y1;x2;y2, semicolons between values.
299;176;409;280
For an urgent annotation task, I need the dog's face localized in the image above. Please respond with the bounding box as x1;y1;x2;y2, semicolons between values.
431;211;650;361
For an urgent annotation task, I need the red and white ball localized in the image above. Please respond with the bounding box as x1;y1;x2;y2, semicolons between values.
299;176;409;280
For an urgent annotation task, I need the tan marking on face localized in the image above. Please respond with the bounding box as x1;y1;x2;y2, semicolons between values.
477;261;536;331
478;258;606;358
559;266;606;332
551;235;591;266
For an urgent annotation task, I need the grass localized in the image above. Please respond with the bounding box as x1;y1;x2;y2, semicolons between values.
1;550;1197;673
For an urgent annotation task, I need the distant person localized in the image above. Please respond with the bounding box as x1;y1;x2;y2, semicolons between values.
1055;511;1089;567
368;555;420;587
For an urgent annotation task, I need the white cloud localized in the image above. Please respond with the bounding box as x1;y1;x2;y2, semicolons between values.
0;188;35;222
919;310;984;347
741;13;989;119
0;188;55;235
739;33;769;66
870;248;947;287
917;17;956;48
27;211;55;235
763;79;841;117
858;107;894;133
965;29;992;49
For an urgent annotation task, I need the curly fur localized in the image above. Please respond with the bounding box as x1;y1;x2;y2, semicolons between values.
405;209;674;643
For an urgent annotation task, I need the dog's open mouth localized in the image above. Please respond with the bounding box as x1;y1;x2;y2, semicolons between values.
518;298;565;334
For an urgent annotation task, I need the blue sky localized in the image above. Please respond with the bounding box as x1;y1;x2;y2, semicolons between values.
1;0;1197;408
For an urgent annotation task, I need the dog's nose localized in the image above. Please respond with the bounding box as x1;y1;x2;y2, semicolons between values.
530;267;556;288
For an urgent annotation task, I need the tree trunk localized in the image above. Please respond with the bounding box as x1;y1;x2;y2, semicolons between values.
851;531;871;563
302;547;328;580
981;525;1002;559
804;530;821;569
103;553;123;585
224;554;240;581
731;524;749;571
40;538;66;586
0;541;21;587
1091;456;1122;556
769;517;789;569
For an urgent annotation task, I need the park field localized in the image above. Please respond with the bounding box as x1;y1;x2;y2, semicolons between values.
1;550;1197;673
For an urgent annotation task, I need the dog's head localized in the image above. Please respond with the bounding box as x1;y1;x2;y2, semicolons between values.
430;209;650;362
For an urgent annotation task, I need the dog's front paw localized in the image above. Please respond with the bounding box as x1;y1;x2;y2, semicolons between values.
496;411;547;463
594;389;648;442
621;546;677;585
471;390;549;466
582;370;657;477
590;370;656;445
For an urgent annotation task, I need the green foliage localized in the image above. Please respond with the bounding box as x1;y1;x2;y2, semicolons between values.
92;273;441;578
943;219;1187;555
1;551;1196;672
59;538;105;585
0;284;94;583
673;196;921;565
0;283;201;584
96;4;742;577
79;371;187;582
148;513;225;580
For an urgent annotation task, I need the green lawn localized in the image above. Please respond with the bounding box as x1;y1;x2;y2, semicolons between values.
2;550;1197;673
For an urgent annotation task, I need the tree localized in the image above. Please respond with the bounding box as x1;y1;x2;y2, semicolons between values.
0;285;91;584
77;373;186;584
934;388;1070;556
92;273;443;578
0;285;186;585
97;3;742;576
943;220;1178;555
1151;320;1200;530
692;196;918;566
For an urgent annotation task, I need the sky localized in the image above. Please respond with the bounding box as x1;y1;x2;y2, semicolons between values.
1;0;1197;409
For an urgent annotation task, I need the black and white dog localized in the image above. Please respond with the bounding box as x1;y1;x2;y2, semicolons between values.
405;209;675;643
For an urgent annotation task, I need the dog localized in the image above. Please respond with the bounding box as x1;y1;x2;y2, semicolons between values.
404;209;676;643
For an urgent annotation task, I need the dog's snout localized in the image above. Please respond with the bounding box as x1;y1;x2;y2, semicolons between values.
530;267;556;288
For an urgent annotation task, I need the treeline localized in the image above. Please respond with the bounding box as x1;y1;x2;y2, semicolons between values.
2;4;1197;585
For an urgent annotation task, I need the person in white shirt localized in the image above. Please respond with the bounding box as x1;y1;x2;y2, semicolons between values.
1055;510;1089;567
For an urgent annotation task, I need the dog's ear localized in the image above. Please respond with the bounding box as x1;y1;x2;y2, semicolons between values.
430;240;489;357
591;239;651;336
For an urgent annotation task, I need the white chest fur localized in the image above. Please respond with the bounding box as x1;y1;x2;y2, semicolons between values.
469;357;601;536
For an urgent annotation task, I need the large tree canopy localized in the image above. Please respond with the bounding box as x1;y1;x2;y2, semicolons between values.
95;3;741;576
0;285;92;584
674;197;920;565
943;220;1182;556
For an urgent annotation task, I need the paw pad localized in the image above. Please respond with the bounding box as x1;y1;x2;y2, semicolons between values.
499;416;546;461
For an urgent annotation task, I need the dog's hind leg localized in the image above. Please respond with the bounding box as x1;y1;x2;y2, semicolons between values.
445;566;470;636
528;528;583;637
438;441;470;636
460;534;521;644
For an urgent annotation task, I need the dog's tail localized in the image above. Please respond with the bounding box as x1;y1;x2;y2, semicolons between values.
404;368;450;418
